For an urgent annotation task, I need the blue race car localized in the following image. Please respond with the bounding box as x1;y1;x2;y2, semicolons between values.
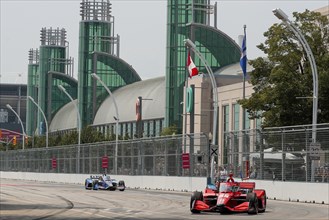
85;174;125;191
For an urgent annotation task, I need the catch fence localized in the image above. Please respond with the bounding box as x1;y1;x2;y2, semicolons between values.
223;124;329;183
0;133;209;177
1;124;328;183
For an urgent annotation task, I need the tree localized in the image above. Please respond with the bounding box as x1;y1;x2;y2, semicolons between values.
239;10;329;127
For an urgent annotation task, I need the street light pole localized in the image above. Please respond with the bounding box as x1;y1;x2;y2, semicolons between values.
184;39;219;181
28;96;48;148
91;73;119;175
273;8;318;182
207;132;213;184
6;104;25;150
58;85;81;173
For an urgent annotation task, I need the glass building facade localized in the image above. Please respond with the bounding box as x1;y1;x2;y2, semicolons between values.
36;27;76;135
165;0;241;133
78;0;141;128
26;27;76;136
30;0;144;138
26;0;246;142
26;49;39;135
49;71;77;120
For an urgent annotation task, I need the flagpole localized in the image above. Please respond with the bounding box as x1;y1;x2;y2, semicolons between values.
241;24;247;178
242;25;246;127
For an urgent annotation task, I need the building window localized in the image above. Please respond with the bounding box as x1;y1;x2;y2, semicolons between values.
245;111;250;129
133;123;136;138
144;121;149;137
155;120;161;136
223;105;230;165
126;123;131;139
120;123;123;137
0;109;9;123
256;111;262;129
149;120;154;137
223;105;229;132
110;124;114;135
233;104;239;131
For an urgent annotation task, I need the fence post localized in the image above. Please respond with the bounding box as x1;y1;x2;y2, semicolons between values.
281;130;286;181
259;129;264;180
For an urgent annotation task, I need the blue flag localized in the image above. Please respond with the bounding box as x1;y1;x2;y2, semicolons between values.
240;29;247;77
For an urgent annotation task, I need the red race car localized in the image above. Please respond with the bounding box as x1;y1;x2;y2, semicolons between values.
190;180;266;214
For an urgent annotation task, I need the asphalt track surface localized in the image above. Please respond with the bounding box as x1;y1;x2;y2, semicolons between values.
0;179;328;220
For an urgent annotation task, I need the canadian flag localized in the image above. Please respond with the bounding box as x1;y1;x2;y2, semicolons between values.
187;51;199;78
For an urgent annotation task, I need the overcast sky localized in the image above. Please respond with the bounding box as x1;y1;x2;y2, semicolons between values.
0;0;327;84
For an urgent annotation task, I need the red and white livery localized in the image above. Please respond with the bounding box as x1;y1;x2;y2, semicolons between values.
190;179;267;215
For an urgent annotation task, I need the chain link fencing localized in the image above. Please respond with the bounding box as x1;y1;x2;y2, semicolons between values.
1;124;328;183
0;133;210;177
223;124;329;183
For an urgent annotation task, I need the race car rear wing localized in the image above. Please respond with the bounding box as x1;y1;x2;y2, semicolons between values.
90;175;101;179
239;182;255;189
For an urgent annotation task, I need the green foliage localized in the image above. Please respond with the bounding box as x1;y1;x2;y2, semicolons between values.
105;133;116;141
59;132;77;146
25;138;32;149
54;135;62;146
123;133;130;140
34;135;46;148
0;127;107;150
0;143;6;151
160;125;178;136
81;126;105;144
240;10;329;127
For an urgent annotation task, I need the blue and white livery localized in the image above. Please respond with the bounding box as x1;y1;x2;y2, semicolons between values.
85;174;125;191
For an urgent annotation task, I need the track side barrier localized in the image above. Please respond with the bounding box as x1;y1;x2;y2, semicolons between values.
0;171;327;204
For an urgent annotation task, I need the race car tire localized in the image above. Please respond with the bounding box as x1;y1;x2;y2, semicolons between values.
118;180;125;191
259;192;267;213
92;180;98;190
190;191;203;214
247;192;258;215
85;180;91;190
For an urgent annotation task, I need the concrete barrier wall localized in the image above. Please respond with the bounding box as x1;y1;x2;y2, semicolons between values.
1;171;328;204
253;180;328;204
